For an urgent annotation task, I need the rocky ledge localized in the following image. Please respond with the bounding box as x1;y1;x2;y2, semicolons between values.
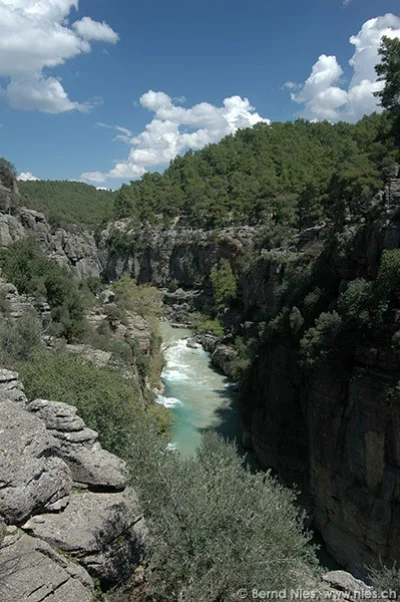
0;369;143;601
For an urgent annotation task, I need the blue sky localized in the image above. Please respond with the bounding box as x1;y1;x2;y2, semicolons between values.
0;0;399;189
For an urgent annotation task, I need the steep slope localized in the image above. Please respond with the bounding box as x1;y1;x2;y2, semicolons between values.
239;173;400;572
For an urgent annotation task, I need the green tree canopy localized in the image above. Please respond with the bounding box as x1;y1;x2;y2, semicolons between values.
375;35;400;147
0;158;16;189
19;180;116;228
112;115;390;231
375;36;400;113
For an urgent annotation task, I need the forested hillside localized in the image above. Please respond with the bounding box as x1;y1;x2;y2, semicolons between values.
18;180;116;228
114;112;397;229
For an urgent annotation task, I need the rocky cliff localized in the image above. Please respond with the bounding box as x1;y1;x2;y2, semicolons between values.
98;221;261;287
0;206;101;279
239;176;400;574
0;370;144;601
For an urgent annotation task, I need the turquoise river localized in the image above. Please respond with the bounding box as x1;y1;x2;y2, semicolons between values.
157;322;240;456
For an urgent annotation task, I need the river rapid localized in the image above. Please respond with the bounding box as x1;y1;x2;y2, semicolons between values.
156;322;240;456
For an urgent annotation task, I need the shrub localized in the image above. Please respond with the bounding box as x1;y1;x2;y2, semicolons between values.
16;351;145;457
127;428;319;601
369;563;400;596
0;313;42;362
85;276;104;296
112;274;163;318
338;278;372;328
370;249;400;327
195;317;224;337
0;158;16;189
303;287;323;314
300;311;343;367
0;290;10;316
0;238;86;342
289;306;305;335
210;259;238;310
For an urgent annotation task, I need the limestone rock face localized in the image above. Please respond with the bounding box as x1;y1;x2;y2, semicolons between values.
306;570;371;600
23;490;144;584
98;222;260;287
28;399;128;490
0;399;72;524
0;214;24;247
0;206;102;279
0;531;94;602
0;368;28;405
0;369;144;600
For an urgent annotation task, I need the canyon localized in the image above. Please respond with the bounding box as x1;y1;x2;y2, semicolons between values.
1;174;400;582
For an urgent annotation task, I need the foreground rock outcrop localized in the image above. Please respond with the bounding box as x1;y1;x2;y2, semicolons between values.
0;370;143;601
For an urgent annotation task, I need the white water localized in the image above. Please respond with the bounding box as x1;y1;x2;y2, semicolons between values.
157;322;239;456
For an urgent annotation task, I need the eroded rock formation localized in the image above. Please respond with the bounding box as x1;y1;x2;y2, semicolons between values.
0;206;101;279
0;370;144;601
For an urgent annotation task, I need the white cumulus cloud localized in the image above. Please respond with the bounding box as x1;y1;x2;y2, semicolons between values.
290;13;400;122
0;0;118;113
72;17;119;43
81;92;269;183
17;172;40;181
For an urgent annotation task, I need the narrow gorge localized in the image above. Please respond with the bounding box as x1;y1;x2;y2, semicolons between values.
3;173;400;580
2;116;400;599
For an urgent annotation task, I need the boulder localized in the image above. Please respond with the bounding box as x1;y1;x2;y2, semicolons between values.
322;570;371;594
211;344;238;378
64;344;113;369
0;213;24;248
0;531;93;602
99;289;116;304
195;333;219;353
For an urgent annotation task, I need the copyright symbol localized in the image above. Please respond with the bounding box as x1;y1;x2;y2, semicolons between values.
238;590;248;599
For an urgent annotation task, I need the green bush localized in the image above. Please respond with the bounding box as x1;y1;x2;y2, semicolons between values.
369;563;400;597
195;317;224;337
338;278;372;328
85;277;104;296
112;274;163;318
16;351;144;457
0;313;42;362
0;238;86;342
0;157;16;189
127;428;319;601
371;249;400;326
289;306;305;335
210;259;238;310
300;311;343;367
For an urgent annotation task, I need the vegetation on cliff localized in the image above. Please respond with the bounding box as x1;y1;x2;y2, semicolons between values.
0;237;169;457
0;237;87;341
